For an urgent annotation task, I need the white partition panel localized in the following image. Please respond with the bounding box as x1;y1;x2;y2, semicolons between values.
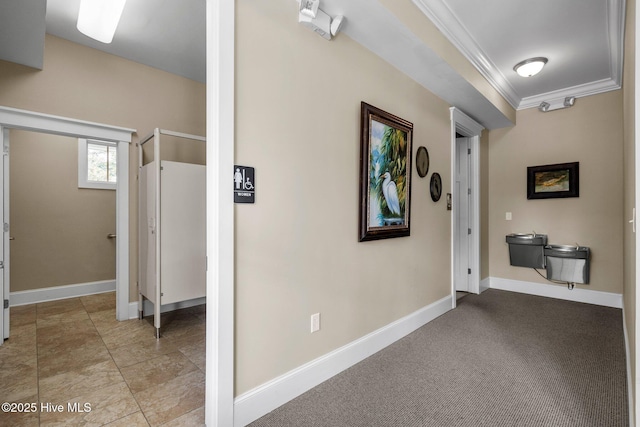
160;160;206;305
139;163;157;305
138;129;206;336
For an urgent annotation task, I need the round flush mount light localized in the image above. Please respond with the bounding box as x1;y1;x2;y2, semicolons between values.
513;57;548;77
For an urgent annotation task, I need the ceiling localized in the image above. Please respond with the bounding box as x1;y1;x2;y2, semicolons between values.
320;0;625;126
45;0;206;83
410;0;625;110
0;0;625;129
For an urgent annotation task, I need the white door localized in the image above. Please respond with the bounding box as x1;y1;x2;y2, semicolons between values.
455;137;471;292
0;128;8;343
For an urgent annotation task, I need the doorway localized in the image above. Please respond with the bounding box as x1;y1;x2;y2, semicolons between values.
0;106;133;343
450;107;483;306
8;130;117;307
454;135;472;293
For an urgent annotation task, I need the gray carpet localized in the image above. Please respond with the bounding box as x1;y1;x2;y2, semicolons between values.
249;289;628;426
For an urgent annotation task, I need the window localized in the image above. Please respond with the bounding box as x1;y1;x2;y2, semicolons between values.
78;139;117;190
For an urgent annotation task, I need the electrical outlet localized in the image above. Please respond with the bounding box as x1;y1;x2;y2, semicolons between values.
310;313;320;333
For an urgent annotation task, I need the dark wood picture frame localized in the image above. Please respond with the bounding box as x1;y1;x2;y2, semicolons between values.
527;162;579;200
359;102;413;241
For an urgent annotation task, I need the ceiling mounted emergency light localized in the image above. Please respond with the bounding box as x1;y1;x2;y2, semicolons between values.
513;57;548;77
538;97;576;112
299;0;320;18
77;0;127;44
298;0;345;41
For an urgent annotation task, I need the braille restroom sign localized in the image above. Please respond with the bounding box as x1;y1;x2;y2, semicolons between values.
234;165;255;203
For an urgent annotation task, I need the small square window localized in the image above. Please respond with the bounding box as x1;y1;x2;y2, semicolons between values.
78;139;117;190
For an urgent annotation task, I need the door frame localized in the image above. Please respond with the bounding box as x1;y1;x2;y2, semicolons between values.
1;127;7;342
450;107;484;307
634;0;640;419
0;106;134;334
454;135;471;293
205;0;235;426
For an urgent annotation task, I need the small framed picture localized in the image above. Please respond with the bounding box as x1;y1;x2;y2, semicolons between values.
527;162;579;200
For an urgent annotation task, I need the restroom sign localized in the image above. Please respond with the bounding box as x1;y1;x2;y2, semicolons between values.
234;165;255;203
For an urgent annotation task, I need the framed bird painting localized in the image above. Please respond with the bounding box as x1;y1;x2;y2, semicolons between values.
359;102;413;241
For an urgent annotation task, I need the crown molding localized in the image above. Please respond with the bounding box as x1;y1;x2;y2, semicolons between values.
606;0;625;88
412;0;625;112
411;0;520;109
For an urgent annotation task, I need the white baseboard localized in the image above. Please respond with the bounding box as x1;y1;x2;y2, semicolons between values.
233;294;452;427
488;276;623;308
9;280;116;306
128;302;138;319
127;297;206;320
622;302;635;427
480;277;490;293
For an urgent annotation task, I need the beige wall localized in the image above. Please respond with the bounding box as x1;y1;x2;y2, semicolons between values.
0;34;206;301
235;0;453;395
623;0;636;419
10;131;116;291
488;91;624;294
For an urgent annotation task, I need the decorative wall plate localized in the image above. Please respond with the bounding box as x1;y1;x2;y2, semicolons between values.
430;172;442;202
416;146;429;178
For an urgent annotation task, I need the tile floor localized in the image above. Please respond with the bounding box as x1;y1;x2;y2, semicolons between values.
0;292;206;426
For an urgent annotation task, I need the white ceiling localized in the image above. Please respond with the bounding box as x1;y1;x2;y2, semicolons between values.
410;0;625;111
442;0;612;99
0;0;46;69
45;0;206;83
0;0;625;129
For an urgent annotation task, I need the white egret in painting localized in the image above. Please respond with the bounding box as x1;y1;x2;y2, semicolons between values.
380;172;401;215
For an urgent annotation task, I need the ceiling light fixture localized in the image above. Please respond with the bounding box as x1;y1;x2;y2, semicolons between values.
513;57;548;77
77;0;127;44
298;0;345;40
538;102;550;112
538;97;577;112
299;0;320;18
564;96;576;107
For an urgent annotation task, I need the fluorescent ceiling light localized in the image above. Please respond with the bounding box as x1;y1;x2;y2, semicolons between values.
513;57;548;77
77;0;127;44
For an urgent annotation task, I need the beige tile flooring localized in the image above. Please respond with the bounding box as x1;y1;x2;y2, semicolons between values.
0;292;206;426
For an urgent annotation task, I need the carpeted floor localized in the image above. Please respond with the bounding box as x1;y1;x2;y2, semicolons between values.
250;289;628;426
